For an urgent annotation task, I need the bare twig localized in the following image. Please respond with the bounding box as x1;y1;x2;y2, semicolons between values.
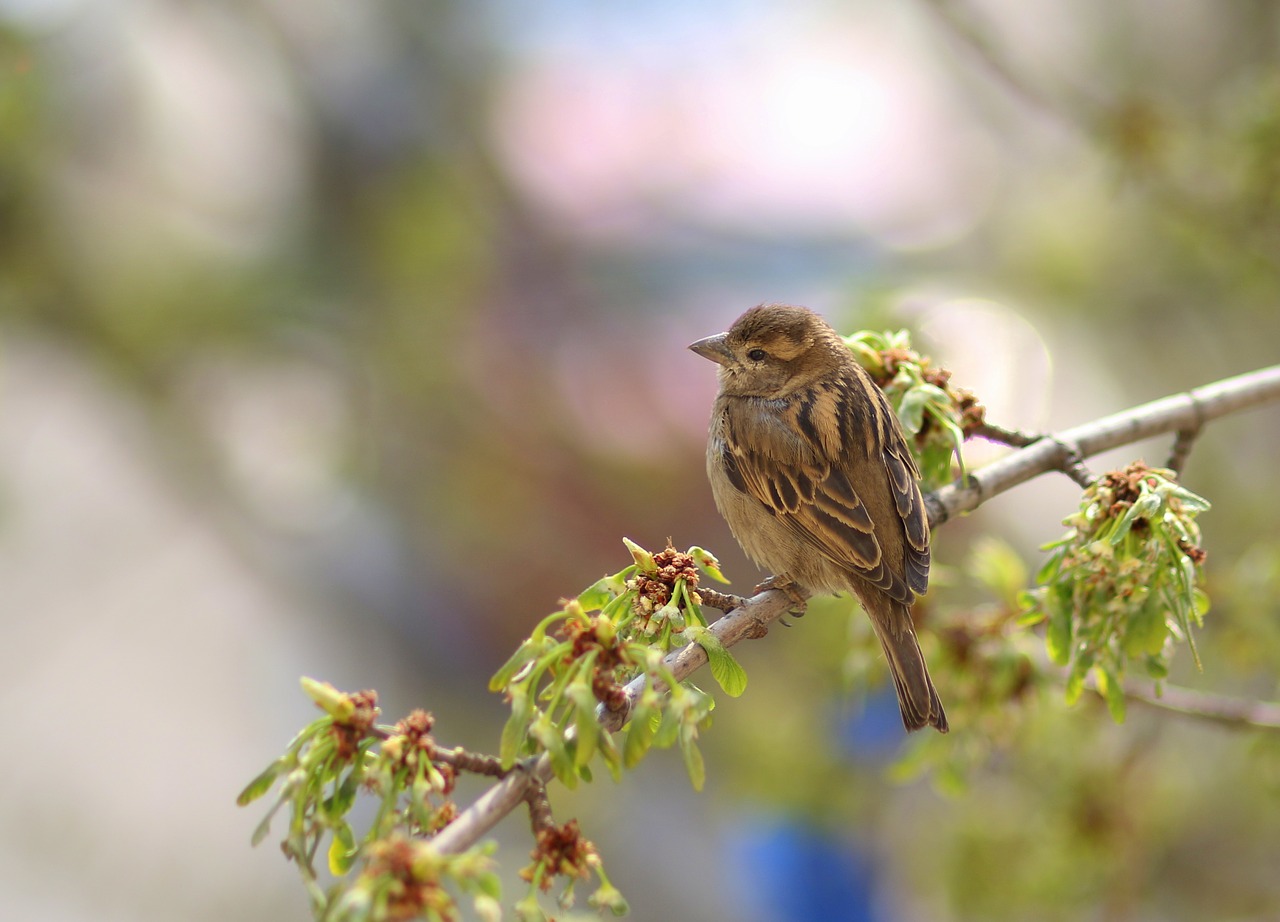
1167;426;1203;477
973;421;1039;448
432;364;1280;857
525;784;555;836
1052;437;1097;488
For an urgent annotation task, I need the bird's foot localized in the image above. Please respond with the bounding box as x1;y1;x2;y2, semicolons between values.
752;575;809;616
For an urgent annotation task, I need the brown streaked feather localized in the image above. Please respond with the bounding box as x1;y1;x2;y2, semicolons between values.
720;372;924;604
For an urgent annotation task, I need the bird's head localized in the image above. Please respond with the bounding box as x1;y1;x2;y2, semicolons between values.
689;304;847;398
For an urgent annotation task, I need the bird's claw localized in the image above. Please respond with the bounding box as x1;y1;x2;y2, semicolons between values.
752;576;809;616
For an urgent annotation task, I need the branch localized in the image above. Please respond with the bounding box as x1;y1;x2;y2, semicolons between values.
1112;681;1280;731
432;364;1280;856
926;365;1280;527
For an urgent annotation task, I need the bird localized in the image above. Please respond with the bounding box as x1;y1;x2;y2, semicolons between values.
689;304;947;733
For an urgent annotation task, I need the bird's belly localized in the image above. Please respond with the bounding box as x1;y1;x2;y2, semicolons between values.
708;461;850;597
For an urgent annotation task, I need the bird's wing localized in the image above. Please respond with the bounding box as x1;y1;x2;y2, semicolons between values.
721;381;929;603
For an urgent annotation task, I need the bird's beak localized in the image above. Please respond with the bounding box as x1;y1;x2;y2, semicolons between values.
688;332;733;366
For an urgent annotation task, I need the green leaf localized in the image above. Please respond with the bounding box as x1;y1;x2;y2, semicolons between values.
576;577;618;612
237;760;284;807
328;821;358;876
652;704;681;750
1036;549;1067;584
1095;666;1127;724
1164;482;1212;513
1109;491;1163;545
1064;666;1085;706
535;719;575;789
570;682;600;768
896;386;929;434
675;580;705;628
1192;587;1210;620
324;770;360;819
1123;597;1168;657
489;642;543;693
622;537;656;572
686;626;747;697
249;795;285;846
681;737;707;791
1045;600;1072;666
845;338;886;375
623;700;658;768
301;677;355;722
688;546;730;584
476;870;503;902
500;690;532;767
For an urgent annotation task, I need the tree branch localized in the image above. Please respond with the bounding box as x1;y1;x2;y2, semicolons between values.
431;364;1280;856
925;365;1280;527
1087;679;1280;730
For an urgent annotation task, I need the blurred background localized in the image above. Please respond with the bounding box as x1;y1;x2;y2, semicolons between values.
2;0;1279;919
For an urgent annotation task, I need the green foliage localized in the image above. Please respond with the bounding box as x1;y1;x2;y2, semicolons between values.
491;539;744;791
242;541;744;920
1024;463;1212;722
843;329;984;489
237;680;502;921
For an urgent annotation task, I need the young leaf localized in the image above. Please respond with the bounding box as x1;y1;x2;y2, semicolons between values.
1045;600;1072;666
237;760;285;807
500;690;533;767
489;642;543;692
688;546;730;584
622;537;656;572
686;625;747;697
576;577;619;612
1123;597;1168;657
681;737;707;792
570;682;601;768
1094;666;1127;724
328;821;358;876
623;702;658;769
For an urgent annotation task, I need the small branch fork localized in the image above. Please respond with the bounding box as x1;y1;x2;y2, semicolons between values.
431;364;1280;857
926;365;1280;527
976;424;1098;489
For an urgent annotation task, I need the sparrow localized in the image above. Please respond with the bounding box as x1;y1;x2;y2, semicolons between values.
689;304;947;733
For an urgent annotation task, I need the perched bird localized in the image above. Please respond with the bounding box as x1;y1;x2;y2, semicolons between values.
689;304;947;733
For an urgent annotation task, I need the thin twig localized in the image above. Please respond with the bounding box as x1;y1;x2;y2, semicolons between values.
525;784;555;836
973;421;1040;448
1167;426;1202;477
1051;437;1097;488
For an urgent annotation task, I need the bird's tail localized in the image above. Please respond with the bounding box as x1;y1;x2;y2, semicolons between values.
870;601;948;734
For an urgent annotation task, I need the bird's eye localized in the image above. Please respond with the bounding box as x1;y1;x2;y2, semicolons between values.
746;348;767;362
